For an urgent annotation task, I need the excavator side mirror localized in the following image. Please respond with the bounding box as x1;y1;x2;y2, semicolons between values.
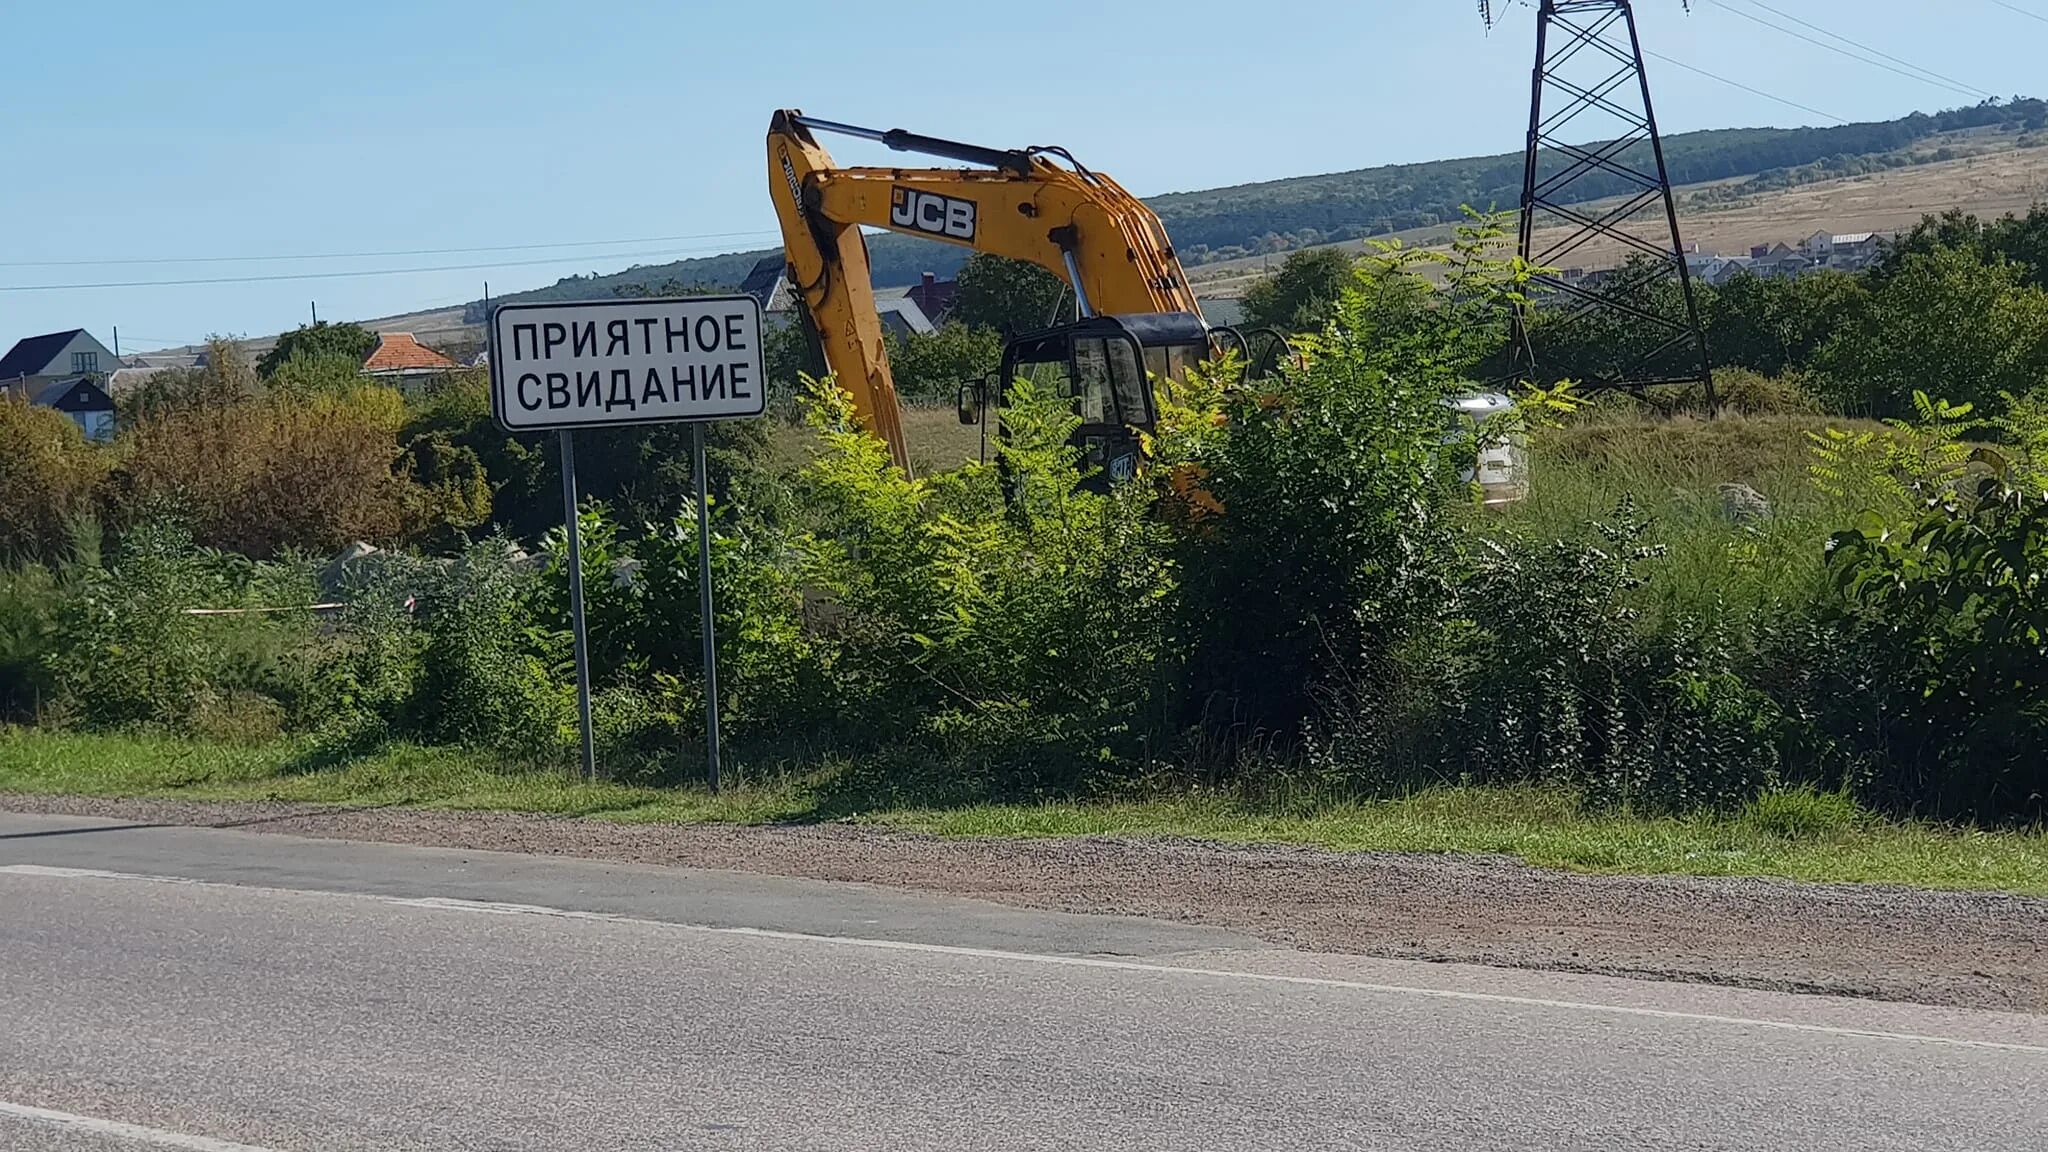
957;372;998;425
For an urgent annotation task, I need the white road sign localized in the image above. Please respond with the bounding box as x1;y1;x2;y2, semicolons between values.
489;295;766;431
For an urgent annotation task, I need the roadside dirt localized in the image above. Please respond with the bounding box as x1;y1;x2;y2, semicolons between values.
4;793;2043;1013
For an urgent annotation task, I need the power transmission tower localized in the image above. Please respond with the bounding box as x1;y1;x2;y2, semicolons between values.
1483;0;1714;400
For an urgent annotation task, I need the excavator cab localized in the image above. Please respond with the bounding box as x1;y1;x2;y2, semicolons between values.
961;312;1215;484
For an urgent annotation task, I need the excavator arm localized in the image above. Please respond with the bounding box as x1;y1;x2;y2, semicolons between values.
767;109;1204;471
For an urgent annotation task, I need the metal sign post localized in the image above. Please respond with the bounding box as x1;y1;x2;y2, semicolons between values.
487;295;766;785
691;424;722;792
558;429;597;780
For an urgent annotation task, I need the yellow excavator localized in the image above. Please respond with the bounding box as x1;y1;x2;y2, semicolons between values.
766;109;1284;478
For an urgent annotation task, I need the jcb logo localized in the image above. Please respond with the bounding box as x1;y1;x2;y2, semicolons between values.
891;188;976;240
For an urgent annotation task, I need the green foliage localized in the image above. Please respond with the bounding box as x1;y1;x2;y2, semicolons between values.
1874;204;2048;292
50;518;220;731
941;254;1069;337
1826;477;2048;823
1172;224;1511;738
257;321;376;378
407;537;573;762
1240;247;1356;333
1456;513;1787;811
265;350;368;397
760;313;821;410
315;556;430;744
882;322;1004;400
0;564;64;721
0;395;110;566
1701;271;1871;379
395;368;776;544
112;383;415;558
1814;246;2048;415
45;516;328;740
117;337;262;422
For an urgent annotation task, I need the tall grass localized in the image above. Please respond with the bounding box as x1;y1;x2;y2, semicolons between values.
1496;413;1876;622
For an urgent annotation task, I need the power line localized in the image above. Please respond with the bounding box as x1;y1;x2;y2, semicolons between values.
1705;1;1989;101
0;245;760;294
1491;0;1845;124
1719;0;1996;100
1986;0;2048;24
1641;49;1849;125
0;229;781;270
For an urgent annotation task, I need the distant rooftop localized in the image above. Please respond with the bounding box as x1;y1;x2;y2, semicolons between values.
0;329;86;379
363;332;460;374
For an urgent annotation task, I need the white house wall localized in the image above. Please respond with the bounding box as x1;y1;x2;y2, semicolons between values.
40;331;119;377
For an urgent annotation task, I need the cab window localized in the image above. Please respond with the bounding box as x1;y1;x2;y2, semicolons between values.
1073;338;1113;425
1008;333;1073;405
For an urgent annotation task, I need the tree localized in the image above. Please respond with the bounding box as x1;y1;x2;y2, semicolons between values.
1815;246;2048;416
952;254;1069;336
1240;247;1356;333
1704;270;1869;377
883;323;1004;401
257;321;376;378
612;279;728;299
112;384;419;557
119;337;262;422
0;395;111;564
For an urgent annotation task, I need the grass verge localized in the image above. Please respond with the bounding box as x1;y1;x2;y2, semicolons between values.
2;729;2044;895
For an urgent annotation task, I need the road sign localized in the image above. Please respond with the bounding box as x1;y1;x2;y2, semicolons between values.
488;295;765;432
486;294;764;789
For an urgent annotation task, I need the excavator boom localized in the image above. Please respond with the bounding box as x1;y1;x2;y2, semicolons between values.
767;110;1204;470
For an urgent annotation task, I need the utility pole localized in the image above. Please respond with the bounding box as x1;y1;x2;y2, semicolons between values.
1484;0;1714;402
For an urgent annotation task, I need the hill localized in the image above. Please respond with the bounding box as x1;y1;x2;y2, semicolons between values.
465;98;2047;321
1191;124;2048;293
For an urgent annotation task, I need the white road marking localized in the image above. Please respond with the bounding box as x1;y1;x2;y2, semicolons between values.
6;863;2046;1057
0;1100;287;1152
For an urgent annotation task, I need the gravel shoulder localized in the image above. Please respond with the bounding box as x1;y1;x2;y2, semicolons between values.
4;792;2044;1013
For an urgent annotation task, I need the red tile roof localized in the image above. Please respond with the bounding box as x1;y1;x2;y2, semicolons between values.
362;332;460;373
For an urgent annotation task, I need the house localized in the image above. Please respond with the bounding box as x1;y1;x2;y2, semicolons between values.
361;332;461;381
1748;242;1814;279
0;329;118;399
1706;256;1756;287
739;254;798;321
29;377;116;442
0;329;121;441
870;289;936;338
1801;230;1883;271
740;254;935;338
904;272;960;325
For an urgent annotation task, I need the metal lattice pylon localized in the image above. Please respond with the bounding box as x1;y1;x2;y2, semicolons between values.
1501;0;1713;398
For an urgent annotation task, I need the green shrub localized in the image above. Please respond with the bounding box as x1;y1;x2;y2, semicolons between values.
882;322;1003;401
409;537;573;763
1171;223;1510;742
0;397;110;566
315;571;426;747
49;518;219;731
0;565;65;721
113;384;414;558
1826;476;2048;823
1739;788;1863;839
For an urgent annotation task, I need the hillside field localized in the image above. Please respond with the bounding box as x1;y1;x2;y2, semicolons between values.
1191;135;2048;294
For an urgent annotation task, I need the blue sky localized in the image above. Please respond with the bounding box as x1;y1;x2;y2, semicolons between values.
4;0;2045;354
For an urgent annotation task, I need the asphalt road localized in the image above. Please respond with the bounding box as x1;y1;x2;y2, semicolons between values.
1;814;2044;1151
